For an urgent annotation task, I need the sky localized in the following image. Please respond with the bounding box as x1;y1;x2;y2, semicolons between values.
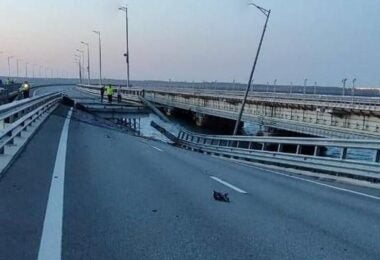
0;0;379;87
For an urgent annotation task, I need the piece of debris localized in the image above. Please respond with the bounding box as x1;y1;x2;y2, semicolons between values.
152;209;158;213
213;190;230;203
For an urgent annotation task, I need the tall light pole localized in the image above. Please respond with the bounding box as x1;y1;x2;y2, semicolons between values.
76;49;85;82
7;56;13;78
93;30;103;86
273;79;277;93
290;82;293;94
75;54;82;83
313;81;317;95
80;41;91;85
352;78;357;104
233;2;271;135
74;60;82;83
32;64;37;78
303;78;308;94
16;59;21;78
119;4;130;88
39;65;43;79
25;62;29;78
0;51;3;77
342;78;347;96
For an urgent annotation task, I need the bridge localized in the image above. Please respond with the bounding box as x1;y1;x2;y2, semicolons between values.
78;84;380;139
0;83;380;259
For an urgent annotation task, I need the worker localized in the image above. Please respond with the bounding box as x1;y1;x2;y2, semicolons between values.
20;81;30;99
106;84;114;103
117;86;122;103
100;85;105;103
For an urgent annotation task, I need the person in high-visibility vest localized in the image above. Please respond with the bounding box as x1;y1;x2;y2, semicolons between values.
106;84;114;103
20;81;30;99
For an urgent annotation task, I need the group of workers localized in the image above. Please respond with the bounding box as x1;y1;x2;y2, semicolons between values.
100;85;122;104
0;79;30;99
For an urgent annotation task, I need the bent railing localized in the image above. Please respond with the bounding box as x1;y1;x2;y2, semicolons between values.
176;129;380;181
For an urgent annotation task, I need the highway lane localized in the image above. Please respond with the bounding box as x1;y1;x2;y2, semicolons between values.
63;107;380;259
0;88;379;259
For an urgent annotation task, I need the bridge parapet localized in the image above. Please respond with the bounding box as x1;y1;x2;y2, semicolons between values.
76;85;380;139
176;129;380;181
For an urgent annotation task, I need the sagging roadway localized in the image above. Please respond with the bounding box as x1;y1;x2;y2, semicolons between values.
0;85;380;260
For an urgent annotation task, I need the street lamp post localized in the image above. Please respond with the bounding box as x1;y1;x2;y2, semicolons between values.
351;78;357;104
119;4;130;88
25;62;29;78
76;49;85;82
93;30;103;86
233;2;271;135
290;82;293;94
75;54;82;83
32;64;37;78
16;59;21;78
7;56;13;78
342;78;347;96
313;81;317;95
273;79;277;93
74;59;82;83
303;78;308;95
0;51;3;76
80;41;91;85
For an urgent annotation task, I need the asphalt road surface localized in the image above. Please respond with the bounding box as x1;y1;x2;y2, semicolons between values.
0;86;379;260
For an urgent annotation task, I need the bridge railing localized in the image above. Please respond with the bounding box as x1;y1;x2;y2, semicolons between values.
176;129;380;181
145;88;380;111
0;92;63;154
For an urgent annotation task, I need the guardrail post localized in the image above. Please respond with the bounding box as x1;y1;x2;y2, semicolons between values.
314;146;320;156
373;150;380;163
340;147;347;160
262;143;266;151
296;145;301;154
7;131;14;145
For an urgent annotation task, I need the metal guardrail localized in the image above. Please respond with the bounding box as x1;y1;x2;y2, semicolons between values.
0;92;63;154
176;129;380;181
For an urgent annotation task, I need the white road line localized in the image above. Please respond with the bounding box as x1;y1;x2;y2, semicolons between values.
210;176;248;194
151;145;163;152
260;167;380;201
38;107;73;260
232;160;380;201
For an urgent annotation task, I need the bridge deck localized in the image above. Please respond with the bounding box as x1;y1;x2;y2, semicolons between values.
0;86;380;259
